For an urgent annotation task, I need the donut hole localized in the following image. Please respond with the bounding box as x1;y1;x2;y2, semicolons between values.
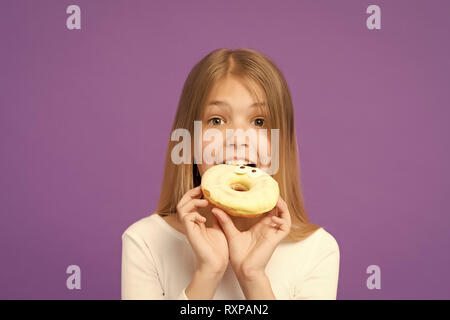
230;183;250;192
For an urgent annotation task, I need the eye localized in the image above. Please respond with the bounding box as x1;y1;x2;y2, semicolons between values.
248;167;264;178
234;165;251;175
252;118;265;127
208;117;225;126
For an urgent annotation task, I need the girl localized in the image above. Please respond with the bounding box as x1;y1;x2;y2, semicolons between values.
121;48;340;300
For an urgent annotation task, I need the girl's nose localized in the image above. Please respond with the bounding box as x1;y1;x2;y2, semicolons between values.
225;130;249;147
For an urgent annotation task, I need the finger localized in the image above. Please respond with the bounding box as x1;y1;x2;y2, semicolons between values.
210;210;221;230
276;197;288;212
211;207;239;240
276;197;291;223
181;199;209;214
259;207;278;225
196;214;207;223
271;215;283;223
271;216;288;230
273;198;292;233
266;207;278;218
182;212;206;230
178;186;203;209
177;200;208;225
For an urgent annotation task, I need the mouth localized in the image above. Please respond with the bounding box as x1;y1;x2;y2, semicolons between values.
221;159;257;167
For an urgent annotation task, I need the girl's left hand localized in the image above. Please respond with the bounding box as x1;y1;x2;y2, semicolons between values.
212;196;292;280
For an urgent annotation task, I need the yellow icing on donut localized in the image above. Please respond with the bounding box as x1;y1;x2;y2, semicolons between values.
201;164;279;217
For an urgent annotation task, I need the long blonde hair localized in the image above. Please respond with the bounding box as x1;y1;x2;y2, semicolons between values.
155;48;321;242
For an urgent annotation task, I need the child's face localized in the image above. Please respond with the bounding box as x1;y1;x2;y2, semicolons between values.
196;75;272;176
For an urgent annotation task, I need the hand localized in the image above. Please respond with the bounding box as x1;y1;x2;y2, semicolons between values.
176;186;229;275
212;197;291;280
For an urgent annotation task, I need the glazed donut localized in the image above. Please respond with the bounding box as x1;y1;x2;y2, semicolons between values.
201;162;279;218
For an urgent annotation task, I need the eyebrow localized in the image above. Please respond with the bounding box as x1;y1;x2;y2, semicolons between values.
206;100;265;109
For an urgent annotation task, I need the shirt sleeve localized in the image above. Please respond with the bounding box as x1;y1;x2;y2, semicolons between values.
293;230;340;300
121;230;188;300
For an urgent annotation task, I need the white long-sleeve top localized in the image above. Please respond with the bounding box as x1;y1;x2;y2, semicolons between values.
121;213;340;300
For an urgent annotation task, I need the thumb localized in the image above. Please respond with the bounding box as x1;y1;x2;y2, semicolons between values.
211;207;239;240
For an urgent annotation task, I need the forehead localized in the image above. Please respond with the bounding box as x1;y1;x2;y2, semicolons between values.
204;76;266;111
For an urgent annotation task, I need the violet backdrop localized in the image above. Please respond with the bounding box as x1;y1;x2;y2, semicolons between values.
1;0;449;299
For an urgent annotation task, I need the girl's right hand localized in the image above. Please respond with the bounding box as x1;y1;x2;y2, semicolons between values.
176;186;229;275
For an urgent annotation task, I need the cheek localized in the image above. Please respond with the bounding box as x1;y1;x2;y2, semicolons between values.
200;129;225;163
266;139;271;155
201;136;216;151
193;129;222;162
257;135;271;156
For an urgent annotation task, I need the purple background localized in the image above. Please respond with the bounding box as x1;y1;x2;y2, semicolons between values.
1;0;449;299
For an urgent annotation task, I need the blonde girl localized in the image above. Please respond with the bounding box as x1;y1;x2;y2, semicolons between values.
121;48;340;300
